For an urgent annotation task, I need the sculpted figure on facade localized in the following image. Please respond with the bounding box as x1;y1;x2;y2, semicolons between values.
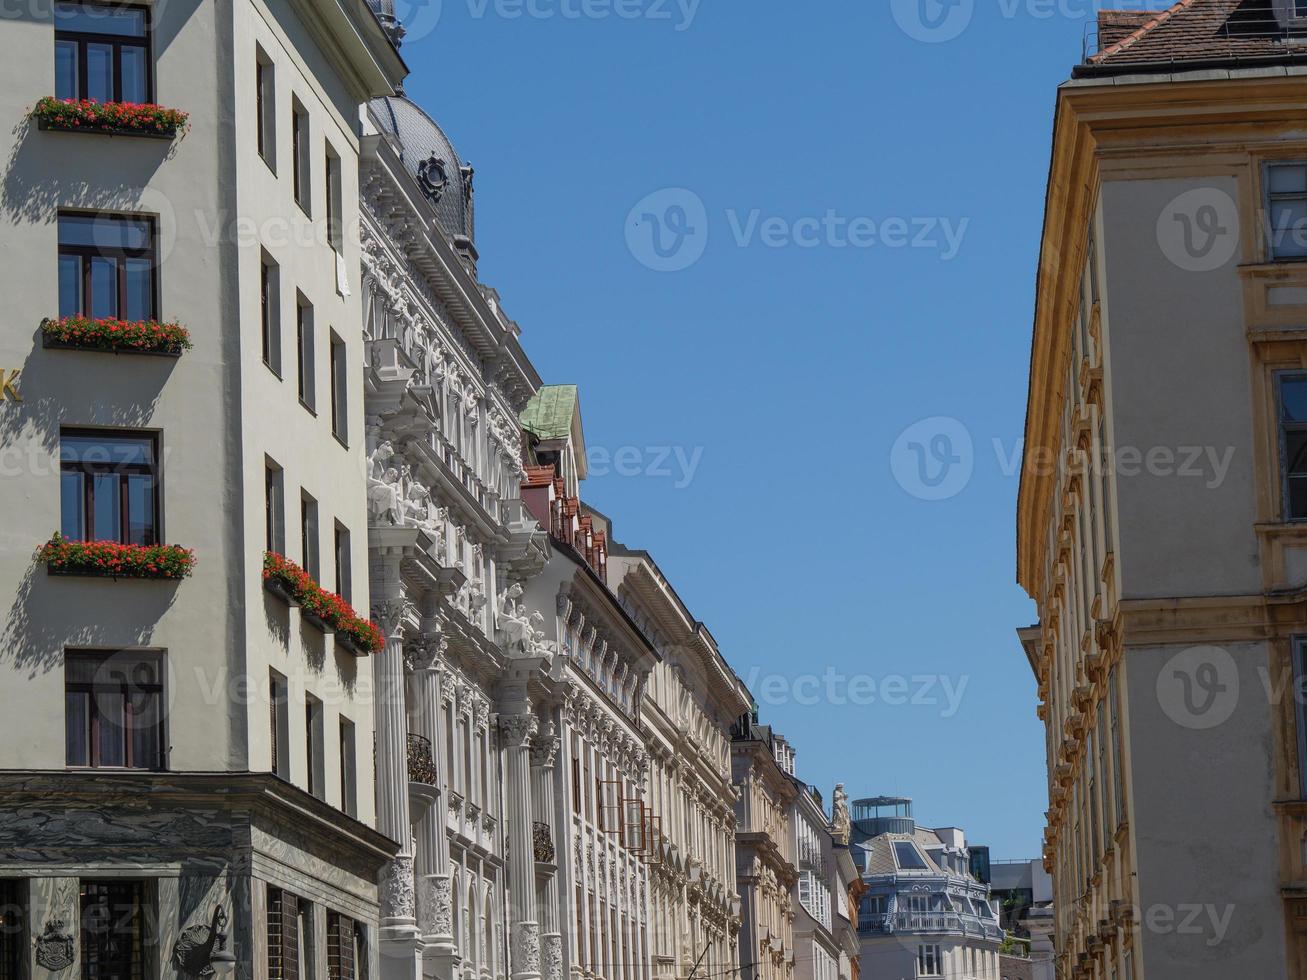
498;583;536;656
369;466;405;525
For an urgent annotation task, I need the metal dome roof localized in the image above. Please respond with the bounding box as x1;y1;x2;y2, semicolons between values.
371;95;474;246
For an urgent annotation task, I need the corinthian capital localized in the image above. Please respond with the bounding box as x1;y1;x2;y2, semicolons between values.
499;713;538;748
371;596;413;639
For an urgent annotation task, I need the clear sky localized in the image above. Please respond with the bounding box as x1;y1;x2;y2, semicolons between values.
396;0;1166;859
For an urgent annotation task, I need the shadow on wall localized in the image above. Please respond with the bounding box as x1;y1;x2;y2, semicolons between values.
2;115;178;227
0;329;175;458
1;560;182;680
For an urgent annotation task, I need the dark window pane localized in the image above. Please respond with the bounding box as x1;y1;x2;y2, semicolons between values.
81;881;145;980
1271;200;1307;259
59;254;83;317
61;471;86;538
1271;165;1307;195
1291;476;1307;520
56;40;78;99
62;434;154;467
59;215;150;251
92;473;120;540
1287;429;1307;476
120;45;146;104
90;257;118;319
96;691;125;766
125;475;154;545
125;258;151;320
85;43;113;102
129;690;159;769
66;691;90;765
55;2;147;37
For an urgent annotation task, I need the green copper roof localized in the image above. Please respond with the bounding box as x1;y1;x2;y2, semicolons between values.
521;384;579;441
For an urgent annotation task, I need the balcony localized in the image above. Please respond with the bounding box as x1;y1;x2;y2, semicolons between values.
533;821;556;864
858;910;1003;941
407;733;438;785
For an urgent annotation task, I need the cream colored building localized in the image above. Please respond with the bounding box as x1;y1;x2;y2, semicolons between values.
0;1;403;979
606;546;750;980
1016;3;1307;978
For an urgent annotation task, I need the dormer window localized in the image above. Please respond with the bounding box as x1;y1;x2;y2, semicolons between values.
892;841;929;871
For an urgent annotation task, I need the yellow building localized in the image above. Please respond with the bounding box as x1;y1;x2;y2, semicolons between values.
1017;3;1307;978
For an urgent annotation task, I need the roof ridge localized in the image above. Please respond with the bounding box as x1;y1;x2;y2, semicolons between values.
1089;0;1199;63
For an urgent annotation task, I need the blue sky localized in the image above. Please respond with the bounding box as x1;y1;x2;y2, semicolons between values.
397;0;1161;858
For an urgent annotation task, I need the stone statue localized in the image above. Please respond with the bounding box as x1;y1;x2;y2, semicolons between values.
498;583;534;655
368;467;404;525
403;478;431;527
832;783;851;845
368;440;395;483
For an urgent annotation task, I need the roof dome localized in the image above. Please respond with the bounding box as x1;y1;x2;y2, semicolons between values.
371;95;475;247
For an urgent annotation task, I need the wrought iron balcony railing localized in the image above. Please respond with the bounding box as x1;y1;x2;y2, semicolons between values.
407;733;438;786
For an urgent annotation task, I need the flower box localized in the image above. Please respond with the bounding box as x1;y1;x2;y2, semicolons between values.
40;535;195;580
263;552;383;655
32;97;188;139
41;317;191;357
263;575;299;606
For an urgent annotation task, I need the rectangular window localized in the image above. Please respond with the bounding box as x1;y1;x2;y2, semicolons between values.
297;297;315;410
325;145;343;253
1280;373;1307;519
333;523;351;603
60;430;159;545
0;880;24;980
267;888;303;980
292;100;310;212
326;912;362;980
58;213;156;321
54;2;150;103
339;717;357;818
256;47;275;169
330;332;347;443
300;493;319;580
65;651;164;770
261;253;281;374
916;944;941;977
305;694;323;799
270;670;289;778
1295;638;1307;800
1267;162;1307;260
265;460;285;554
81;880;147;980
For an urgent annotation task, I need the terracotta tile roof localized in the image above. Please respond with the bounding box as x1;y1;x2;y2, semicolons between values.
1080;0;1307;75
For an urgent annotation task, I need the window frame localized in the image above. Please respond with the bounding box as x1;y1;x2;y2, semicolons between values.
338;717;357;818
291;99;310;215
80;879;150;980
300;492;319;581
1294;637;1307;800
329;331;347;444
60;427;162;546
54;1;152;104
1278;371;1307;521
265;459;285;554
270;669;289;778
58;212;158;322
255;46;276;172
1264;160;1307;262
916;943;942;978
261;253;282;376
333;522;351;603
296;296;316;413
65;649;166;771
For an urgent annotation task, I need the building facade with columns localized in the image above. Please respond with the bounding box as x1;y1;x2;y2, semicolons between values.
730;717;798;980
0;2;403;980
1016;4;1307;979
605;542;752;980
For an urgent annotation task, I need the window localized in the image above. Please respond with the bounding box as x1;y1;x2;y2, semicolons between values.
292;100;310;212
326;912;364;980
54;2;149;103
339;717;357;818
1295;639;1307;800
261;254;281;374
325;145;343;253
305;694;323;799
61;430;159;545
267;888;306;980
1267;162;1307;260
266;461;285;554
81;880;147;980
297;297;315;410
330;332;347;443
66;651;164;770
58;213;156;321
0;881;26;980
270;670;289;778
892;842;928;871
1280;373;1307;519
333;523;351;603
301;493;319;580
916;944;941;977
256;47;276;169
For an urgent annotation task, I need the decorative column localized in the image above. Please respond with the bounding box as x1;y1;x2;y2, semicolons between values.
408;633;458;979
374;592;423;980
501;713;541;980
531;721;562;980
